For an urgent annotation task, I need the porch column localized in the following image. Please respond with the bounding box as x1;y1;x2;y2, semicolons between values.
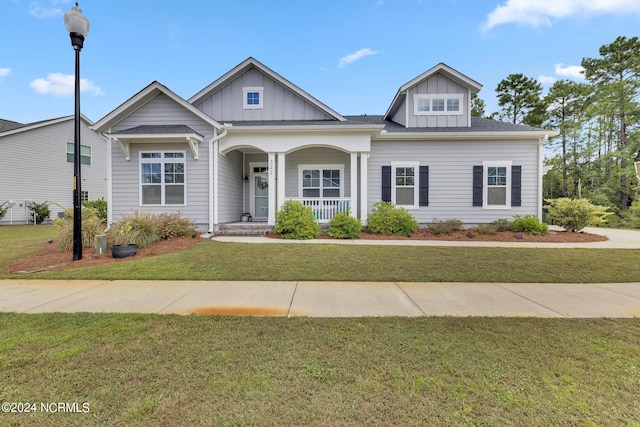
360;153;368;222
268;152;276;225
277;152;286;213
350;152;358;218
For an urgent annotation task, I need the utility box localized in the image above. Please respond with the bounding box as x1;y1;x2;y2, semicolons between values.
95;235;107;255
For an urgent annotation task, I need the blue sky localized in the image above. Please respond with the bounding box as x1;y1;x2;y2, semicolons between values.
1;0;640;124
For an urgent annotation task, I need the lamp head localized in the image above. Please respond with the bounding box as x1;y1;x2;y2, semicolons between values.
64;3;90;50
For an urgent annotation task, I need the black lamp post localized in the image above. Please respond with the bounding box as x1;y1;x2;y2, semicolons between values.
64;3;89;261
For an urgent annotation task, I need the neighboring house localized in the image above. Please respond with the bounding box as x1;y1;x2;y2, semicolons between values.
0;115;107;224
92;58;557;232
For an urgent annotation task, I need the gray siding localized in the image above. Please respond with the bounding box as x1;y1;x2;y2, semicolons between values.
0;120;107;224
284;148;351;198
368;139;540;224
194;68;335;122
407;73;469;128
390;99;407;127
217;150;243;224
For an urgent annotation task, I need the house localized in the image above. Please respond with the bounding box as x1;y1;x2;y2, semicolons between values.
0;115;108;224
92;58;556;232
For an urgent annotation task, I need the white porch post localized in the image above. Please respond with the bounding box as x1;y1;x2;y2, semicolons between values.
277;152;286;213
360;153;368;222
268;152;276;225
350;152;358;218
213;140;219;227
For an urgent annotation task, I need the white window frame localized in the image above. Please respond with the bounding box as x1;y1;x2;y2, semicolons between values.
298;164;344;198
243;86;264;109
391;161;419;209
80;191;89;202
66;141;92;165
139;151;187;206
413;94;464;116
483;160;511;209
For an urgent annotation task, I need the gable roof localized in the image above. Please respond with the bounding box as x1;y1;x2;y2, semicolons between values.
188;57;346;122
92;81;223;133
384;63;483;121
0;115;94;138
0;118;23;133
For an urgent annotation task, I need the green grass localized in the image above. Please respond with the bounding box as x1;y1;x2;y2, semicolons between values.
1;314;639;426
2;225;640;282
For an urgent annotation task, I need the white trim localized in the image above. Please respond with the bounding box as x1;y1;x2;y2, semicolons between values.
268;153;276;225
277;153;286;213
106;135;113;227
243;86;264;109
350;153;358;218
360;153;368;222
138;150;187;207
298;164;345;198
391;161;420;209
413;94;464;116
482;160;512;209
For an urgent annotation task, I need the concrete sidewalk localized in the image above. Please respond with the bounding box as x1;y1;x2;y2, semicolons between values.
1;279;639;318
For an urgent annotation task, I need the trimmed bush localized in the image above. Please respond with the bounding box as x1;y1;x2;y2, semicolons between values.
54;206;106;252
366;201;418;235
28;201;50;224
275;200;321;240
511;215;548;235
428;218;463;235
328;210;361;239
545;197;611;232
491;218;512;232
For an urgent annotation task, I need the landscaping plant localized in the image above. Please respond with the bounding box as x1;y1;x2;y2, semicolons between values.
82;198;107;224
28;201;50;224
54;206;106;252
107;211;196;248
366;201;418;235
428;218;463;234
327;210;361;239
545;197;611;231
275;200;321;239
511;215;548;235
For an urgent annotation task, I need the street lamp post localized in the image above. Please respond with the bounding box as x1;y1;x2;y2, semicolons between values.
64;3;89;261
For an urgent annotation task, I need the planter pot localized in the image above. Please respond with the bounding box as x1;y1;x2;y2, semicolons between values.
112;244;138;259
240;215;252;222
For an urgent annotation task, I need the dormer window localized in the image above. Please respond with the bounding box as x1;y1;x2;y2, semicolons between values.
413;94;463;116
243;87;263;109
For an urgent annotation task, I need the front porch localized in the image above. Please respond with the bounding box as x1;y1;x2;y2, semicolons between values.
286;197;351;223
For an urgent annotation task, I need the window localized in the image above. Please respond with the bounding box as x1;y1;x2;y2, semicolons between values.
299;165;343;198
66;142;91;165
482;161;512;208
413;94;464;116
391;162;419;208
243;87;264;109
140;151;186;205
80;191;89;202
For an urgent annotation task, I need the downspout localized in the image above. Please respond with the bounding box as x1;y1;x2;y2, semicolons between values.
208;127;228;233
538;134;549;221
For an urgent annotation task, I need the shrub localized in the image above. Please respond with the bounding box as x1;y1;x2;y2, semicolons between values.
275;201;321;239
28;201;50;224
428;218;463;235
153;212;197;239
0;201;8;221
545;197;611;232
328;210;361;239
55;207;106;252
474;224;498;235
108;212;160;248
83;198;107;224
491;218;512;232
511;215;548;235
366;201;418;235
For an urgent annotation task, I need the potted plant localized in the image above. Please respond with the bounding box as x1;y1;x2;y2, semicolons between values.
240;213;252;222
111;221;138;258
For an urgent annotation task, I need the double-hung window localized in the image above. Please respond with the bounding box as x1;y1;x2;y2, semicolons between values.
392;162;419;208
140;151;186;205
484;161;511;208
66;142;91;165
300;165;343;198
413;94;464;115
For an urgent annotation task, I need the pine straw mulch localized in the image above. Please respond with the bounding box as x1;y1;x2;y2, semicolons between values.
5;230;607;275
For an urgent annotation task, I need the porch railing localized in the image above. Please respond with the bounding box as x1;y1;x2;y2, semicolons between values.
286;197;351;223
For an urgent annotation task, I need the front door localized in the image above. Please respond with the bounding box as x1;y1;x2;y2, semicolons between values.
251;165;269;220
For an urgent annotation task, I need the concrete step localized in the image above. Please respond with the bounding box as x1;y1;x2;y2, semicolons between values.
216;222;274;236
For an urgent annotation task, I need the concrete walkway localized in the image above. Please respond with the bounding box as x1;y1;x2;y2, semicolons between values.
1;279;639;318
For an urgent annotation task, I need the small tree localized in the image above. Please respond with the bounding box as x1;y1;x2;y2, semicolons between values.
545;198;611;232
275;200;321;240
28;202;50;224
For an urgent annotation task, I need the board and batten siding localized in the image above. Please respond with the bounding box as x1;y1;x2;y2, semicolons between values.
0;119;107;224
368;139;540;224
193;68;334;122
407;73;469;128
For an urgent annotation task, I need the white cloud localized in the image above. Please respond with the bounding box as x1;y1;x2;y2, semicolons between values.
29;2;64;19
30;73;103;96
554;63;585;79
337;48;381;68
482;0;640;30
538;75;557;85
0;68;11;79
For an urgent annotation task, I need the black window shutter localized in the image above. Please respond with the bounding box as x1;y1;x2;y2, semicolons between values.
381;166;391;202
419;165;429;206
472;165;483;206
511;165;522;207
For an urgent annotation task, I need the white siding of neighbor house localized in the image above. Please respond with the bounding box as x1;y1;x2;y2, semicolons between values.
193;68;335;122
0;119;107;224
407;73;470;128
109;93;217;230
368;139;541;224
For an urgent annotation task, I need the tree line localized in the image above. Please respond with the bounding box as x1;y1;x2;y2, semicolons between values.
473;36;640;225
